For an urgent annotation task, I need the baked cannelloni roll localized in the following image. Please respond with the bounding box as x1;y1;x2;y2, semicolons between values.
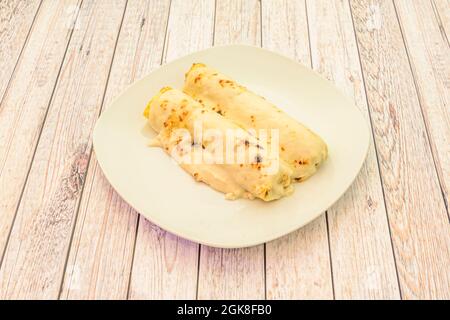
184;63;328;181
144;87;294;201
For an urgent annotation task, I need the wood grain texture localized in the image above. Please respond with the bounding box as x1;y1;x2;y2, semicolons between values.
0;0;448;300
306;0;400;299
214;0;261;45
61;0;171;299
197;0;265;300
432;0;450;40
0;0;127;299
128;0;215;300
266;220;333;299
0;0;81;268
262;0;333;300
198;246;265;300
394;0;450;210
350;0;450;299
0;0;41;103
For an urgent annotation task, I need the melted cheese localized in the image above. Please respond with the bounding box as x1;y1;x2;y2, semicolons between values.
145;87;294;201
184;63;328;181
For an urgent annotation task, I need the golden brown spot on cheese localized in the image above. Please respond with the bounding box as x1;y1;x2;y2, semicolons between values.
251;163;262;170
160;101;168;110
194;74;203;83
186;63;206;79
219;79;234;87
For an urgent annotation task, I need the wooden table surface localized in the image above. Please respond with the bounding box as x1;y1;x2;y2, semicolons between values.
0;0;448;300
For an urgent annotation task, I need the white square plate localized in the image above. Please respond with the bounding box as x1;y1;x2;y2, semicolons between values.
93;45;370;248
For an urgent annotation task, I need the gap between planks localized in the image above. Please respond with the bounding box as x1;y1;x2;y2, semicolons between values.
0;0;42;108
0;0;84;270
0;0;128;299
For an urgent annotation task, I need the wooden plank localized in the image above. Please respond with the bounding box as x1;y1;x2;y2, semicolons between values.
198;246;265;300
262;0;333;300
349;0;450;299
61;0;171;300
394;0;450;211
0;0;41;103
265;220;332;299
213;0;261;45
0;0;127;299
128;0;215;300
432;0;450;40
197;0;265;300
306;0;400;299
0;0;81;266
